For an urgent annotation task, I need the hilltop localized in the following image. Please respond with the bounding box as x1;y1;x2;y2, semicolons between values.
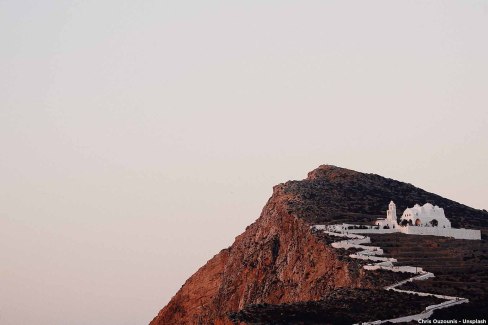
149;165;488;324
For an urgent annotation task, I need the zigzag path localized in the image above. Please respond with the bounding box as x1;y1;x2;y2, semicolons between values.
312;225;469;324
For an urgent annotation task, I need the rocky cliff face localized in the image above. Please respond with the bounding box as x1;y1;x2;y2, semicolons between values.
150;165;488;324
150;183;368;325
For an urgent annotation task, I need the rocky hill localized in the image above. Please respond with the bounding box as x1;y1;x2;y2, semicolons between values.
288;166;488;234
149;165;488;324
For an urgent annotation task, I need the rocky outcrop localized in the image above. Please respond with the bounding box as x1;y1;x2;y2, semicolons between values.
150;184;368;325
150;165;488;324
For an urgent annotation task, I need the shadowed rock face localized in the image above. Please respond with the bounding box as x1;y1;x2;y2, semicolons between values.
149;165;488;324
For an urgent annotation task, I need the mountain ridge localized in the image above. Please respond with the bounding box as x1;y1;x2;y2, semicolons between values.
150;165;488;324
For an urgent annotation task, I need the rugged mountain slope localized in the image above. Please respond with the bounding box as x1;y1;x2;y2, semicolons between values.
150;183;369;325
150;165;488;324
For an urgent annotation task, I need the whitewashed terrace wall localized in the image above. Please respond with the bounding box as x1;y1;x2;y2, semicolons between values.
312;224;481;240
399;226;481;240
346;228;398;234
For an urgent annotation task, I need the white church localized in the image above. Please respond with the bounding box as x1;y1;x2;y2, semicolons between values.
374;201;480;240
400;203;451;228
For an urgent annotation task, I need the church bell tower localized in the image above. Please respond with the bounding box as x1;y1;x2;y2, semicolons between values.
387;201;397;222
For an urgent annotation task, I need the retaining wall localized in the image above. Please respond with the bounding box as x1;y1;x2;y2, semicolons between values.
399;226;481;240
327;224;481;240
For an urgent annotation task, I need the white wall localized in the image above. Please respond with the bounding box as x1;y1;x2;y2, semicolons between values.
336;223;481;240
400;226;481;240
347;228;398;234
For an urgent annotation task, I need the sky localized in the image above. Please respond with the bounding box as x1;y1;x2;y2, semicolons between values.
1;1;487;324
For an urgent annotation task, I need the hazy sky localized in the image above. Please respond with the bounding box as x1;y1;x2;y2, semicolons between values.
1;1;487;324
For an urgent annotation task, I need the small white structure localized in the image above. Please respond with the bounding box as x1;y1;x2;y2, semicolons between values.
320;202;481;240
375;201;399;229
400;203;451;228
370;201;480;240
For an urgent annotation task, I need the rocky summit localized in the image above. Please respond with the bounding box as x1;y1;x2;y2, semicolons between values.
149;165;488;325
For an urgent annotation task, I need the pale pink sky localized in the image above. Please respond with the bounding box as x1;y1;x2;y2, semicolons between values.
1;1;487;324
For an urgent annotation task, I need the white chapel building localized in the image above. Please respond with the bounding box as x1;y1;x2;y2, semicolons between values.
373;201;480;240
400;203;451;228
